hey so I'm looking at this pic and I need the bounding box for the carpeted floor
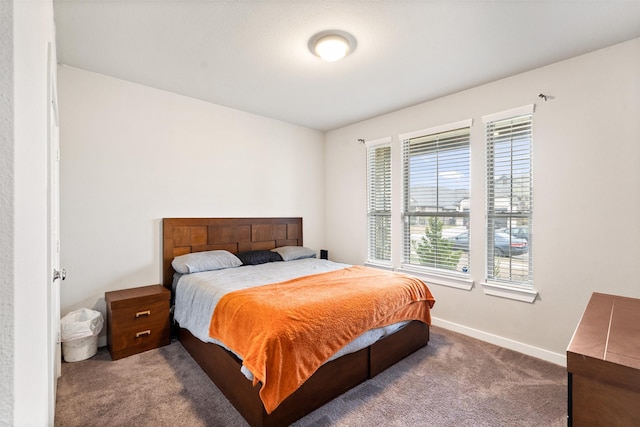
[55,326,567,426]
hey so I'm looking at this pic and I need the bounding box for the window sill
[481,281,538,303]
[397,266,473,291]
[364,262,394,272]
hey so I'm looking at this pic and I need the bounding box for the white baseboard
[431,317,567,367]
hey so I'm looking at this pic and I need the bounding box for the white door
[47,42,63,423]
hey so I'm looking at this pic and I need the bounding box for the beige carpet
[55,326,567,426]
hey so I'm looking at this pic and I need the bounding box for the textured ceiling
[53,1,640,131]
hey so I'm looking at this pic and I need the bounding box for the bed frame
[162,217,430,427]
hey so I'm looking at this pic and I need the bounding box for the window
[366,138,392,265]
[484,105,533,287]
[401,120,471,275]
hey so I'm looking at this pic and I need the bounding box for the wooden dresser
[567,292,640,426]
[105,284,171,360]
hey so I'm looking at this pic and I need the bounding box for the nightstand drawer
[105,284,171,360]
[109,318,170,356]
[110,300,169,330]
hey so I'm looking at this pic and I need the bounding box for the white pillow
[172,250,242,274]
[271,246,317,261]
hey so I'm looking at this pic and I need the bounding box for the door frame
[47,40,61,423]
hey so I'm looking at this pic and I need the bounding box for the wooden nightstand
[105,284,171,360]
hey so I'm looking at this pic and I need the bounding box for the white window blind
[484,106,533,286]
[367,140,392,264]
[402,123,471,274]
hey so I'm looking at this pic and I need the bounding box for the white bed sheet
[174,258,408,378]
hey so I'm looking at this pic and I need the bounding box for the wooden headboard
[162,217,303,289]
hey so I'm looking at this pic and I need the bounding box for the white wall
[3,0,57,425]
[0,0,13,422]
[325,38,640,363]
[57,66,325,340]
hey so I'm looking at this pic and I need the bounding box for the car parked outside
[447,231,528,256]
[498,226,529,242]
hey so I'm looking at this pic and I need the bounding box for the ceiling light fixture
[308,30,357,62]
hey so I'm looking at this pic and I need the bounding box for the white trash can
[60,308,104,362]
[62,334,99,362]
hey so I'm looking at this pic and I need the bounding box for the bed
[162,217,434,427]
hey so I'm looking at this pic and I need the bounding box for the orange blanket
[208,265,435,414]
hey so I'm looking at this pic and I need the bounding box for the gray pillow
[171,250,242,274]
[271,246,317,261]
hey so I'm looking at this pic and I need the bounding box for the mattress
[173,258,408,378]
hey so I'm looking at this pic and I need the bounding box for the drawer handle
[135,310,151,318]
[136,330,151,338]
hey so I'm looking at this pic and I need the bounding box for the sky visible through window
[409,145,470,204]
